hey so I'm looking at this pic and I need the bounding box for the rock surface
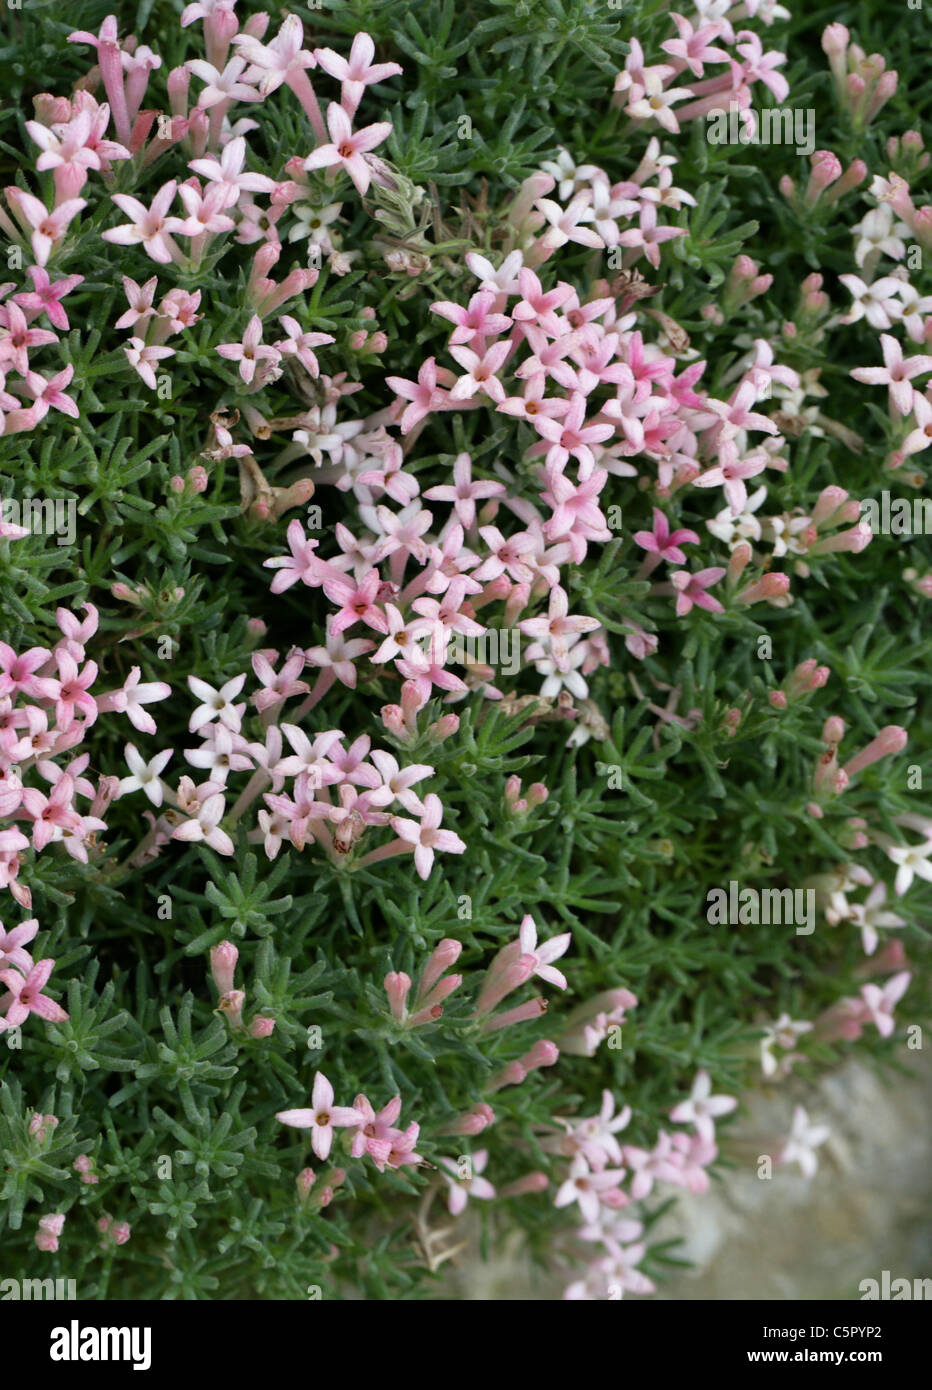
[447,1053,932,1300]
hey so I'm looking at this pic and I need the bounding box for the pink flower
[430,291,512,345]
[536,192,604,251]
[519,585,599,670]
[669,1069,737,1142]
[424,451,505,529]
[448,341,511,403]
[441,1149,495,1215]
[67,14,131,143]
[498,913,572,989]
[670,567,726,616]
[114,275,159,331]
[276,315,334,377]
[633,509,699,564]
[189,137,278,198]
[391,793,466,880]
[555,1154,626,1223]
[323,568,390,636]
[102,181,184,264]
[251,648,309,711]
[0,917,39,974]
[187,56,262,108]
[368,750,434,814]
[303,102,393,195]
[386,357,445,434]
[107,667,172,735]
[174,181,237,239]
[51,650,95,723]
[859,970,910,1038]
[0,645,59,700]
[0,301,58,375]
[232,14,317,97]
[5,189,87,267]
[16,365,79,421]
[216,314,281,385]
[0,959,69,1028]
[349,1093,403,1169]
[276,1071,360,1160]
[313,32,402,116]
[851,334,932,416]
[13,267,84,331]
[124,338,175,390]
[617,201,684,268]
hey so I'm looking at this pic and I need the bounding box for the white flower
[778,1105,830,1179]
[886,839,932,896]
[118,744,172,807]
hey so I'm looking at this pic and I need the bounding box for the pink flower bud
[731,254,759,283]
[401,679,426,723]
[527,782,548,808]
[828,159,868,201]
[769,690,788,709]
[384,971,411,1022]
[480,994,548,1034]
[29,1113,58,1143]
[842,726,907,778]
[809,522,872,555]
[866,71,897,123]
[519,1040,560,1071]
[822,716,845,745]
[821,23,850,56]
[380,704,406,738]
[218,989,245,1029]
[726,542,753,587]
[74,1154,99,1184]
[474,954,536,1016]
[807,151,842,201]
[487,1061,528,1092]
[249,1016,276,1039]
[437,1110,490,1137]
[504,582,530,626]
[417,939,462,1004]
[427,712,460,742]
[735,572,790,605]
[498,1171,549,1197]
[297,1168,317,1201]
[34,94,73,125]
[36,1213,65,1253]
[210,940,238,995]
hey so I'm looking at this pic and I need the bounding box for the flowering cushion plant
[0,0,929,1301]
